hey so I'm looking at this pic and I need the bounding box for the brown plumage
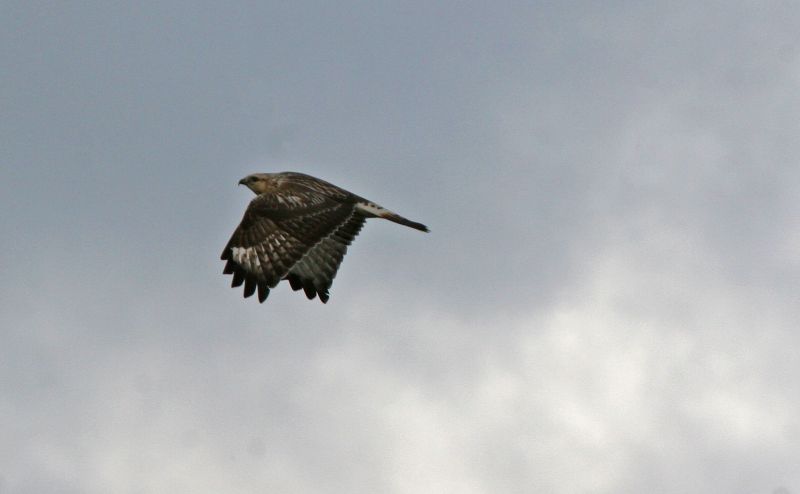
[221,172,428,303]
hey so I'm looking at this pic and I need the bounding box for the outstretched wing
[285,211,366,303]
[221,191,355,303]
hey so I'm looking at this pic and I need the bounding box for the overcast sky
[2,2,800,493]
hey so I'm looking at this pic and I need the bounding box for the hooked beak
[238,178,246,186]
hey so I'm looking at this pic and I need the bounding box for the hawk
[221,172,428,303]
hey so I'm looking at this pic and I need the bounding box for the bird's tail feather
[356,202,429,232]
[382,211,429,232]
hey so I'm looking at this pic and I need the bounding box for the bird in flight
[221,172,428,303]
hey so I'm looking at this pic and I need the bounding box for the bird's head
[238,173,273,194]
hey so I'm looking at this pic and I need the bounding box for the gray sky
[2,2,799,493]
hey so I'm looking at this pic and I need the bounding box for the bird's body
[221,172,427,303]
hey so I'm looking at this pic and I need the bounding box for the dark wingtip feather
[303,285,317,300]
[231,270,244,288]
[318,291,330,303]
[223,259,235,275]
[287,274,303,291]
[243,278,256,298]
[257,283,269,303]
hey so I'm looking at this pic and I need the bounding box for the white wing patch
[232,246,262,276]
